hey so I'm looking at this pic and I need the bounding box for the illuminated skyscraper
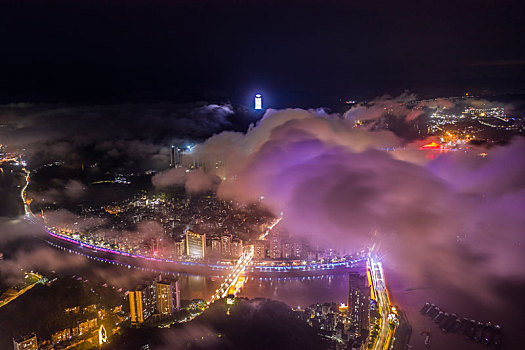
[221,234,231,257]
[211,237,221,257]
[175,279,181,311]
[269,234,281,259]
[174,240,185,257]
[129,283,156,325]
[292,242,303,259]
[156,280,173,315]
[254,94,262,110]
[347,273,370,340]
[254,240,267,260]
[170,145,175,167]
[282,240,293,259]
[156,278,180,315]
[170,146,182,168]
[175,147,182,167]
[186,230,206,259]
[13,333,38,350]
[231,238,243,258]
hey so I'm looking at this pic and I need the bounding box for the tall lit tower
[169,146,183,168]
[347,273,370,340]
[221,234,232,257]
[175,279,181,311]
[186,230,206,259]
[129,283,156,325]
[254,94,262,110]
[170,145,175,167]
[269,234,281,260]
[175,147,182,167]
[155,278,181,315]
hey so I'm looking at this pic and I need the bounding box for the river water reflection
[240,274,350,307]
[177,273,350,307]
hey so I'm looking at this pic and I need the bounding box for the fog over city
[2,97,524,298]
[158,103,525,305]
[1,94,524,348]
[1,0,524,348]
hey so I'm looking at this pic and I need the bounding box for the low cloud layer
[2,96,524,333]
[152,168,221,193]
[150,104,525,306]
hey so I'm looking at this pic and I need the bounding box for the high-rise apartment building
[282,241,293,259]
[221,235,231,257]
[174,279,181,311]
[254,240,267,260]
[269,234,281,260]
[156,278,181,315]
[211,237,221,257]
[174,240,185,257]
[347,273,370,341]
[292,242,303,259]
[231,239,243,258]
[186,230,206,259]
[129,283,156,325]
[169,146,182,168]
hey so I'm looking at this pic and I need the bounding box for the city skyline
[1,97,523,349]
[0,0,524,349]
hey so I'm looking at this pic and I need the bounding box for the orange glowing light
[420,141,445,150]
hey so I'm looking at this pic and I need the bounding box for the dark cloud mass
[0,102,255,171]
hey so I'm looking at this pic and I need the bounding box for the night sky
[1,0,524,106]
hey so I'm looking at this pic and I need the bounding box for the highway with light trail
[208,217,283,303]
[209,247,254,303]
[369,257,397,350]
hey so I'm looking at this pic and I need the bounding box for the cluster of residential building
[293,273,372,350]
[165,229,245,261]
[427,104,523,147]
[0,145,25,167]
[128,276,181,326]
[39,191,273,262]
